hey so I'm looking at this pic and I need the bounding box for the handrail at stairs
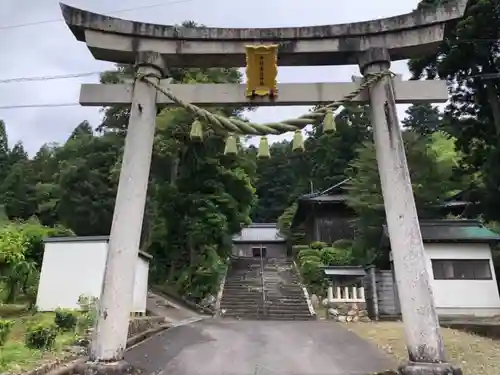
[259,249,267,317]
[214,257,230,317]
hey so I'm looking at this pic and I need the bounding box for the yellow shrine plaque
[245,44,278,98]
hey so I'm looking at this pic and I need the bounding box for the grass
[0,311,79,374]
[348,322,500,375]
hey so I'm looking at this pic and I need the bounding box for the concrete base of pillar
[74,360,144,375]
[399,362,463,375]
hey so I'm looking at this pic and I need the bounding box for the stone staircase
[220,257,315,320]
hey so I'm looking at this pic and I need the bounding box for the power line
[0,76,496,110]
[0,103,80,110]
[0,72,102,84]
[0,0,198,31]
[3,67,500,87]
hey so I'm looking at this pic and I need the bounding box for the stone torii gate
[60,2,467,374]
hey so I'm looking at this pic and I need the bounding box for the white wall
[36,240,108,311]
[36,239,149,313]
[132,257,149,313]
[425,243,500,317]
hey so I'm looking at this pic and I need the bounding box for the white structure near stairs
[328,286,366,303]
[36,236,151,313]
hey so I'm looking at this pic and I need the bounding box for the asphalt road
[125,318,396,375]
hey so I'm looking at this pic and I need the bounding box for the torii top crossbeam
[60,1,467,68]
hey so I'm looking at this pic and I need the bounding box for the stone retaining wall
[326,302,371,323]
[128,316,166,337]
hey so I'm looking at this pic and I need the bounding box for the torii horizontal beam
[60,1,467,67]
[80,78,448,107]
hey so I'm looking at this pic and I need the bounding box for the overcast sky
[0,0,423,155]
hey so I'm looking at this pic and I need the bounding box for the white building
[36,236,151,313]
[232,223,287,258]
[386,220,500,318]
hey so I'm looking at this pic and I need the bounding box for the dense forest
[1,0,500,303]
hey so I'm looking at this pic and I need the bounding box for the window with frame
[431,259,492,280]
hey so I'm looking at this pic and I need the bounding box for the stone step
[221,298,264,303]
[222,314,315,321]
[265,311,314,316]
[221,309,265,315]
[221,298,265,303]
[223,296,306,303]
[221,303,310,311]
[266,299,308,304]
[224,283,302,289]
[221,299,308,306]
[266,293,305,298]
[223,285,264,290]
[263,304,311,310]
[222,303,306,309]
[222,291,264,296]
[221,298,264,306]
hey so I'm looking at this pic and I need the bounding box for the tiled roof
[232,223,286,243]
[383,220,500,243]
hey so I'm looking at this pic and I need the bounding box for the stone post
[366,265,379,321]
[327,284,334,303]
[358,48,461,375]
[89,52,165,365]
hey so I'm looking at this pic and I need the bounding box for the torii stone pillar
[359,48,460,375]
[90,51,165,364]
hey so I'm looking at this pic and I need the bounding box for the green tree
[252,106,372,223]
[0,225,31,303]
[0,120,9,185]
[251,141,299,223]
[8,141,28,165]
[54,130,121,235]
[307,105,372,191]
[0,160,38,220]
[409,0,500,220]
[402,103,443,136]
[346,131,462,265]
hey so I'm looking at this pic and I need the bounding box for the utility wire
[0,0,198,30]
[2,72,500,110]
[0,72,102,84]
[3,68,500,86]
[0,103,80,110]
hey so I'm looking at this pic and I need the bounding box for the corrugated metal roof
[232,223,286,243]
[383,220,500,243]
[323,266,366,276]
[308,194,348,202]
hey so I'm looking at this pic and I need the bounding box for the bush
[309,241,328,250]
[297,248,321,262]
[25,322,58,350]
[54,309,78,331]
[292,245,309,258]
[77,295,98,333]
[332,239,354,250]
[0,319,14,346]
[320,247,353,266]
